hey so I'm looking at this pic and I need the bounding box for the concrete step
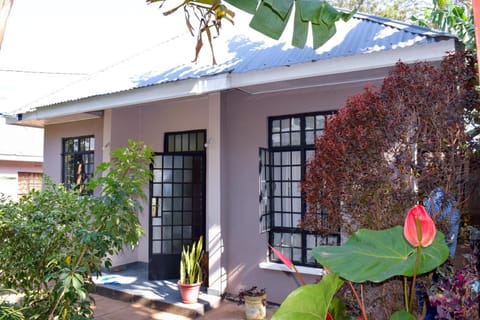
[93,262,221,318]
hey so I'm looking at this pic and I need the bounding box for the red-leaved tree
[302,51,479,236]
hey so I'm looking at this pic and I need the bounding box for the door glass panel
[152,241,161,254]
[162,198,172,211]
[153,184,162,197]
[152,227,161,240]
[174,156,183,168]
[173,198,182,211]
[150,131,206,280]
[150,153,205,255]
[163,184,172,196]
[183,198,192,210]
[164,156,173,168]
[184,157,193,169]
[163,170,172,182]
[163,241,172,254]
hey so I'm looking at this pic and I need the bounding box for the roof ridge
[351,10,455,38]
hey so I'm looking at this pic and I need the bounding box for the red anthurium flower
[269,245,294,270]
[403,204,436,247]
[326,312,334,320]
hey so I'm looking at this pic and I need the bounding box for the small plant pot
[178,281,202,304]
[244,294,267,320]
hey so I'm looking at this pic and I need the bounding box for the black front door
[148,131,206,280]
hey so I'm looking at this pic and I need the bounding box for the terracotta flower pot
[178,281,202,304]
[244,294,267,320]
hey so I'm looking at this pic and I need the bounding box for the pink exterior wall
[43,99,211,266]
[221,82,379,303]
[107,97,210,264]
[42,81,383,303]
[43,118,104,184]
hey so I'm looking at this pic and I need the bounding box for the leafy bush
[302,51,479,236]
[428,254,479,319]
[0,140,153,319]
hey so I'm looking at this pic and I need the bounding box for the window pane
[306,116,314,130]
[281,152,290,165]
[168,135,175,152]
[305,131,315,145]
[291,132,301,145]
[189,134,197,151]
[175,135,182,151]
[292,117,301,131]
[197,133,205,151]
[272,120,281,133]
[182,133,189,151]
[316,115,325,129]
[281,133,290,146]
[272,133,280,147]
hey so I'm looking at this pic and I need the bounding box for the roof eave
[10,38,456,128]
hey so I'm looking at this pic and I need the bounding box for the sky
[0,0,248,113]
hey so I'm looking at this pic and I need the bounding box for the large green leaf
[312,226,449,283]
[298,0,339,27]
[249,1,292,40]
[224,0,259,14]
[264,0,294,19]
[271,272,343,320]
[311,21,336,48]
[292,1,309,48]
[390,310,416,320]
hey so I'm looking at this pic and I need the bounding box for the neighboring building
[0,116,43,200]
[5,13,458,303]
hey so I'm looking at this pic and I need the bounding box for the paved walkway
[92,293,276,319]
[92,263,276,319]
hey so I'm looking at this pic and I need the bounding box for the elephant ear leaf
[313,226,449,283]
[271,272,343,320]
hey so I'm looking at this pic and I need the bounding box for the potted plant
[178,236,204,304]
[239,286,267,320]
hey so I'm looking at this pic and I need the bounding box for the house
[4,12,458,303]
[0,116,43,200]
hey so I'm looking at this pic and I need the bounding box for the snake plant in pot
[178,236,204,304]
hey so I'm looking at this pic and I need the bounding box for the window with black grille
[260,112,340,267]
[62,135,95,193]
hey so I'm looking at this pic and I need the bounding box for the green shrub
[0,140,153,320]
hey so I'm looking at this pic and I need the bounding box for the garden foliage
[0,140,153,319]
[302,51,479,236]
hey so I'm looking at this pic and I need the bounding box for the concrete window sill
[259,262,326,276]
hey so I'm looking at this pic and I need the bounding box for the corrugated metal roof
[20,12,455,112]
